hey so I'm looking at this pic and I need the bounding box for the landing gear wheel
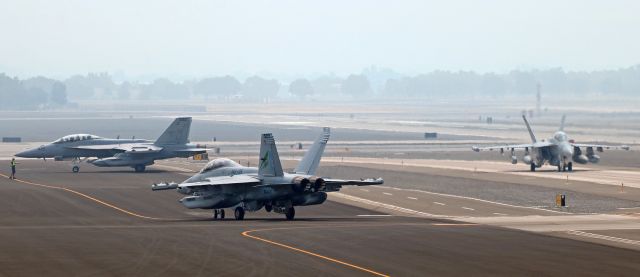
[234,207,245,220]
[530,163,536,172]
[134,164,146,173]
[72,166,80,173]
[285,207,295,220]
[265,204,272,213]
[213,209,219,219]
[557,165,562,172]
[220,209,225,219]
[568,162,573,172]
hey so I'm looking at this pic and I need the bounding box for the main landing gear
[285,207,295,220]
[557,162,573,172]
[213,209,225,219]
[134,164,146,173]
[234,207,245,220]
[530,163,536,172]
[213,204,297,221]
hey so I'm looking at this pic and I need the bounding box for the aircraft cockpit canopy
[553,132,568,142]
[53,134,102,144]
[199,158,241,173]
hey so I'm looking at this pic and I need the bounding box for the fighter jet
[152,128,384,220]
[15,117,207,173]
[472,115,630,172]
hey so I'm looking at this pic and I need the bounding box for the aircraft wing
[71,144,163,153]
[178,175,262,189]
[571,143,630,151]
[324,177,384,187]
[472,141,553,152]
[173,148,208,153]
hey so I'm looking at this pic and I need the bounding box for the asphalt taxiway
[1,160,640,276]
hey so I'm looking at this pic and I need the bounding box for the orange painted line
[2,173,163,220]
[242,229,390,277]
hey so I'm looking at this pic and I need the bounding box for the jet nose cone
[15,149,35,158]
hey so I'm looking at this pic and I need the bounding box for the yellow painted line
[242,229,390,277]
[2,173,164,220]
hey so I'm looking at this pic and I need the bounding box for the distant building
[424,132,438,139]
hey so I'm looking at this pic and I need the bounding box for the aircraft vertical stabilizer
[559,114,566,131]
[155,117,192,145]
[294,127,330,175]
[258,133,284,177]
[522,115,537,143]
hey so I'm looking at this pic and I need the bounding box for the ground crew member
[10,158,17,179]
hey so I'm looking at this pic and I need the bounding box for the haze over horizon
[1,0,639,81]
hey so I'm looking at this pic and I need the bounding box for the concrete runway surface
[1,160,640,276]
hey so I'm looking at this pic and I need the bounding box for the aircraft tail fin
[559,114,566,131]
[258,133,284,177]
[522,115,537,143]
[294,127,330,175]
[155,117,192,145]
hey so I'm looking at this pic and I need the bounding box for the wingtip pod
[359,177,384,185]
[151,182,179,191]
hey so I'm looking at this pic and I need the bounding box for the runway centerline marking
[461,207,475,211]
[407,197,418,200]
[493,213,508,216]
[360,189,369,192]
[382,192,393,196]
[433,202,446,206]
[3,174,167,220]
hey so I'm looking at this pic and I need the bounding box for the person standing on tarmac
[10,158,17,179]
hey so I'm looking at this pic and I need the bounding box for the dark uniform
[10,158,17,179]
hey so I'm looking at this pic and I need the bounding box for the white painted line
[360,189,369,192]
[493,213,508,216]
[461,207,475,211]
[357,214,392,217]
[433,202,446,206]
[383,192,393,196]
[567,230,640,246]
[332,193,451,218]
[382,187,570,214]
[392,187,402,191]
[407,197,418,200]
[617,207,640,210]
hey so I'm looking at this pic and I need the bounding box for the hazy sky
[1,0,639,79]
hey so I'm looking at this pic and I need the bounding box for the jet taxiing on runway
[152,128,384,220]
[472,115,630,172]
[15,117,207,173]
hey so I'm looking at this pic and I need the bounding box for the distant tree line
[0,74,68,110]
[380,66,640,98]
[1,65,639,109]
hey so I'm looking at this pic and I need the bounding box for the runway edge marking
[242,228,390,277]
[567,230,640,246]
[3,174,164,220]
[380,186,572,215]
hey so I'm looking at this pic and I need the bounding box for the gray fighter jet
[15,117,207,173]
[472,115,630,172]
[152,128,384,220]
